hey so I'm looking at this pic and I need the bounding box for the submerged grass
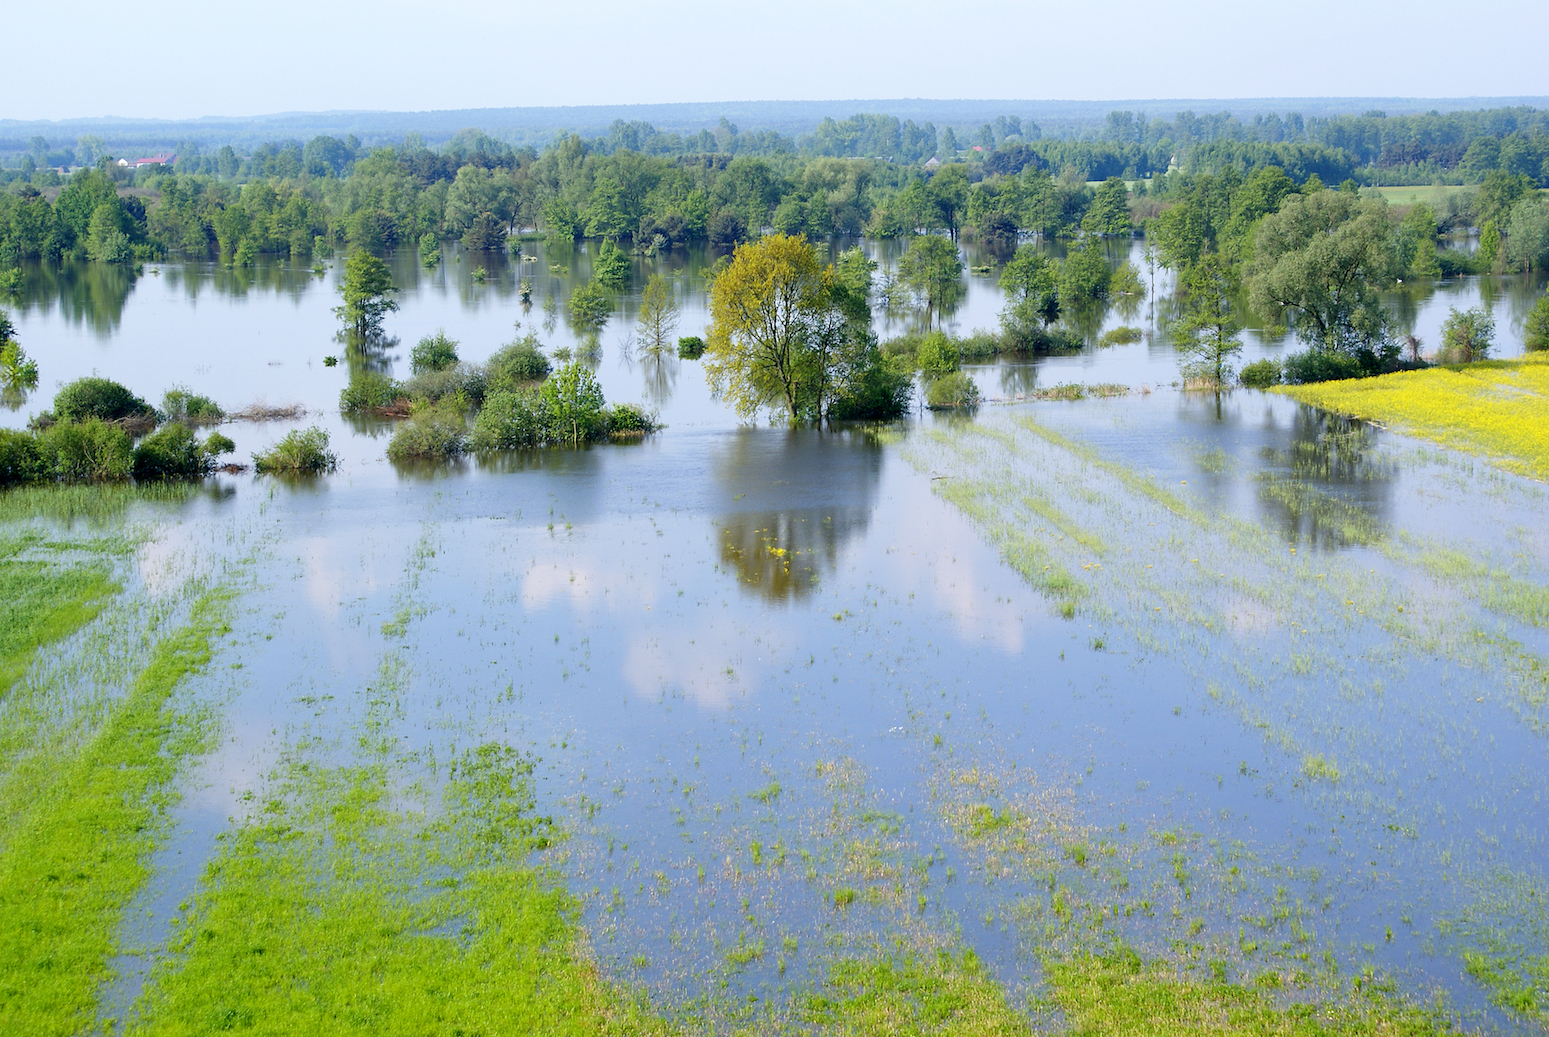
[0,534,120,695]
[1279,354,1549,481]
[0,582,232,1036]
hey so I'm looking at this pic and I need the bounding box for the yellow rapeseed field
[1278,353,1549,481]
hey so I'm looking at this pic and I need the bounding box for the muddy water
[5,244,1548,1028]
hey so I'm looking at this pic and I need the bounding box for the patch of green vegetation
[0,536,120,695]
[1301,754,1341,782]
[1461,942,1548,1021]
[0,481,198,524]
[0,583,232,1035]
[253,427,338,475]
[127,743,669,1037]
[799,951,1031,1036]
[1013,415,1203,523]
[749,781,782,804]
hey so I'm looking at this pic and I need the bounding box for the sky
[6,0,1546,122]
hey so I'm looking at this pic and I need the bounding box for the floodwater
[4,239,1548,1030]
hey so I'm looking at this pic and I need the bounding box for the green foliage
[132,423,213,480]
[39,419,134,479]
[829,354,914,420]
[386,404,467,463]
[339,371,406,414]
[1081,177,1132,235]
[410,330,459,373]
[916,332,960,375]
[417,231,441,267]
[52,377,151,424]
[1058,239,1111,305]
[252,427,337,474]
[468,388,549,451]
[635,273,679,356]
[1240,358,1284,388]
[0,429,46,484]
[402,364,486,408]
[486,334,552,390]
[159,386,223,425]
[1098,326,1143,347]
[1282,350,1367,384]
[592,240,631,288]
[203,432,235,456]
[677,336,706,359]
[897,234,964,328]
[541,362,607,445]
[1170,255,1244,387]
[568,279,612,332]
[926,370,981,409]
[334,250,398,337]
[1437,306,1494,364]
[606,403,658,436]
[1525,293,1549,352]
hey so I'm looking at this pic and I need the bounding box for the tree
[924,165,969,239]
[998,245,1060,346]
[897,235,963,329]
[705,233,838,421]
[1437,307,1494,363]
[1524,293,1549,352]
[568,279,612,332]
[1081,177,1132,236]
[335,250,397,337]
[540,362,606,444]
[1169,255,1243,388]
[636,273,680,357]
[1247,191,1396,360]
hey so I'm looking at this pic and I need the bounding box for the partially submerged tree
[897,234,963,330]
[1437,307,1494,364]
[1169,255,1243,388]
[335,251,397,338]
[636,273,680,357]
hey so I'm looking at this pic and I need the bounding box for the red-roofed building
[116,153,176,168]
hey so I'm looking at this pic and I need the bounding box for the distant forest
[1,105,1547,269]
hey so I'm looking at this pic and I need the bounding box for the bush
[39,419,133,479]
[204,432,236,456]
[1098,326,1143,347]
[486,335,552,391]
[1282,350,1366,385]
[403,363,486,408]
[925,371,981,409]
[0,428,45,485]
[132,422,212,480]
[253,427,338,474]
[916,332,960,375]
[1526,294,1549,352]
[410,331,460,373]
[1436,306,1494,364]
[607,403,658,436]
[677,336,706,359]
[1239,358,1283,388]
[468,388,548,451]
[386,406,467,463]
[53,377,152,423]
[593,241,631,288]
[339,371,406,414]
[830,357,914,421]
[161,386,224,425]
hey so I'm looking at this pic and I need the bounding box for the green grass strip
[0,549,120,697]
[799,951,1032,1035]
[0,584,232,1036]
[1012,415,1203,523]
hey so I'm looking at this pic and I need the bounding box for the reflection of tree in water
[1256,404,1396,550]
[997,362,1041,397]
[713,429,883,601]
[640,353,678,406]
[4,259,137,336]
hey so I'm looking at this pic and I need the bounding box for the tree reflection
[3,259,138,335]
[1254,404,1396,549]
[712,428,883,601]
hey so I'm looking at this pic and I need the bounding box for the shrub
[1526,294,1549,352]
[593,241,631,288]
[925,371,981,409]
[607,403,658,436]
[486,335,552,391]
[39,419,134,479]
[956,329,1000,361]
[253,427,338,474]
[339,371,406,414]
[386,406,467,463]
[568,279,612,331]
[830,357,914,421]
[403,363,486,408]
[132,422,212,480]
[916,332,960,375]
[468,388,548,451]
[161,386,224,424]
[204,432,236,456]
[410,331,459,373]
[1436,307,1494,364]
[53,377,152,423]
[677,336,706,360]
[0,428,45,485]
[1239,358,1283,388]
[1098,326,1143,347]
[1282,350,1365,385]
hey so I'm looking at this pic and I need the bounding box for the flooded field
[3,240,1548,1034]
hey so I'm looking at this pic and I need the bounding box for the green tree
[334,250,398,337]
[636,273,680,357]
[704,233,834,420]
[924,165,970,239]
[568,279,612,332]
[1058,239,1111,305]
[1437,307,1494,363]
[1081,177,1132,236]
[540,361,607,444]
[593,240,631,288]
[418,232,441,267]
[998,245,1060,346]
[1169,255,1243,388]
[1247,191,1396,359]
[897,235,963,329]
[1524,293,1549,352]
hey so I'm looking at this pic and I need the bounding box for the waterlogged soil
[3,244,1549,1033]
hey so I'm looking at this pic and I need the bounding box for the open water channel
[4,237,1548,1031]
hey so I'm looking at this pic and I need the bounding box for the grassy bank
[1278,354,1549,481]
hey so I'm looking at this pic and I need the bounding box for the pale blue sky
[6,0,1544,121]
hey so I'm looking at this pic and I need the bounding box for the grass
[0,582,232,1035]
[253,426,338,474]
[799,951,1031,1036]
[0,533,120,694]
[1279,354,1549,481]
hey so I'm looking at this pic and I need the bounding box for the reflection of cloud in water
[711,429,883,602]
